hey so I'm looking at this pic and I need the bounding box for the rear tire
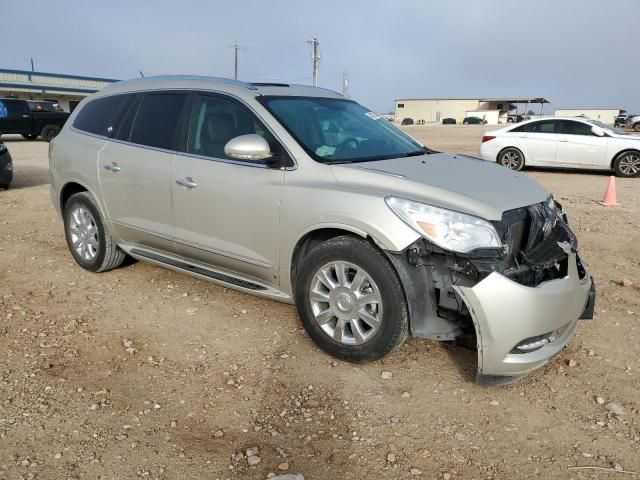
[613,151,640,178]
[22,134,38,140]
[498,147,525,171]
[63,192,126,272]
[40,125,61,142]
[294,235,409,363]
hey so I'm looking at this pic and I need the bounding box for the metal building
[0,68,117,112]
[394,97,549,125]
[554,108,621,125]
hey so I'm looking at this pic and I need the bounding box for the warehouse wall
[395,99,480,123]
[554,109,619,125]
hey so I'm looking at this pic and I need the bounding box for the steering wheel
[333,137,360,156]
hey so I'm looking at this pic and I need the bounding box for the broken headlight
[385,196,502,253]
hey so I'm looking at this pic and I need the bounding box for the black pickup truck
[0,98,69,141]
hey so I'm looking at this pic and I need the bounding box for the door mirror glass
[591,125,605,137]
[224,134,273,161]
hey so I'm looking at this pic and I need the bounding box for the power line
[307,37,320,86]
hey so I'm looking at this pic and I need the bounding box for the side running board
[130,248,267,291]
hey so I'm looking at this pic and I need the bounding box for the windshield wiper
[403,150,426,157]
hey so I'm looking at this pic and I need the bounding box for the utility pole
[342,71,349,97]
[307,37,320,86]
[229,42,244,80]
[30,58,35,72]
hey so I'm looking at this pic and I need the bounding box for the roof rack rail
[250,82,290,87]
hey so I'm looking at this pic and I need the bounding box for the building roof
[0,68,117,83]
[0,68,118,97]
[554,107,621,111]
[396,97,549,104]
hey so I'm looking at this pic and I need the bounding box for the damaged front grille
[521,202,577,271]
[495,199,578,286]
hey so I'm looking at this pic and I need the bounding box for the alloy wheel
[618,153,640,176]
[309,261,382,345]
[68,206,99,261]
[501,150,521,169]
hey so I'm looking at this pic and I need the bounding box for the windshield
[259,96,428,163]
[591,120,626,135]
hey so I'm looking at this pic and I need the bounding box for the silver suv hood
[331,153,549,221]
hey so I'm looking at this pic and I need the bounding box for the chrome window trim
[70,87,298,170]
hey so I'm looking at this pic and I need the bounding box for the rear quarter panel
[50,128,108,221]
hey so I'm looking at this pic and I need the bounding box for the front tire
[634,123,640,132]
[63,192,126,272]
[40,125,61,142]
[498,147,525,171]
[613,151,640,178]
[295,235,409,363]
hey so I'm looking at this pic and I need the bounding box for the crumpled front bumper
[454,253,593,385]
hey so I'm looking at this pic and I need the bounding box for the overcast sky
[1,0,638,113]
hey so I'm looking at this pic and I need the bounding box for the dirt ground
[1,125,639,480]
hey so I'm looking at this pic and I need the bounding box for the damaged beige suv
[49,76,595,385]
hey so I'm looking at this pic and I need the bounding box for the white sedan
[480,117,640,177]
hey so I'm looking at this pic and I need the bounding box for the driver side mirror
[224,134,273,161]
[591,125,605,137]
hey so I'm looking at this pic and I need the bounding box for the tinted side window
[187,95,277,161]
[558,120,593,136]
[130,93,188,150]
[2,99,28,116]
[73,94,131,136]
[113,94,142,141]
[522,120,556,133]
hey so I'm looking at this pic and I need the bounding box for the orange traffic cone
[598,176,621,206]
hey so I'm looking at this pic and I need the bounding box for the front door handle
[176,177,197,189]
[558,139,569,142]
[22,114,30,118]
[103,162,121,172]
[517,135,529,139]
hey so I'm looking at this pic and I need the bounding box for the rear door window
[1,99,29,117]
[130,93,188,150]
[73,94,132,136]
[113,94,142,141]
[512,120,557,134]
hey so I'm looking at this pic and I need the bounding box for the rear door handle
[103,162,121,172]
[176,177,197,189]
[558,139,569,142]
[22,114,30,118]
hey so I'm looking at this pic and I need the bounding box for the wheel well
[290,228,369,297]
[60,182,87,211]
[496,146,525,164]
[610,149,640,169]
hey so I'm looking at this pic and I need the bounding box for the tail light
[482,135,496,143]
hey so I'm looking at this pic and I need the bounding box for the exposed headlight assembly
[385,196,502,253]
